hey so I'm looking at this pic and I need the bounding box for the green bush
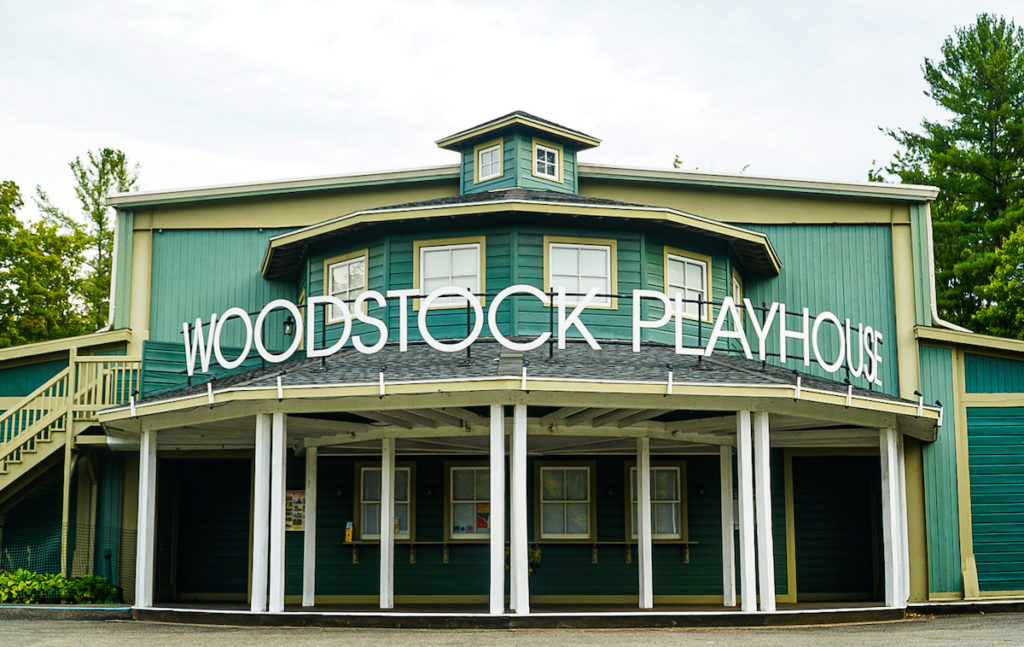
[0,569,117,604]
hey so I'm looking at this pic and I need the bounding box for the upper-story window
[533,139,562,182]
[546,237,616,307]
[415,237,484,308]
[665,248,711,321]
[475,139,503,183]
[325,250,367,323]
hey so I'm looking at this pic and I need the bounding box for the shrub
[0,569,117,604]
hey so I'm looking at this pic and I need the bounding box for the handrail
[0,368,71,444]
[0,407,66,467]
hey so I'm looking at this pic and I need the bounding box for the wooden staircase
[0,357,140,501]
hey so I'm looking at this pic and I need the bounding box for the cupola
[436,111,600,195]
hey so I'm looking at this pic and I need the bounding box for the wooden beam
[562,408,617,427]
[617,410,669,428]
[539,407,588,426]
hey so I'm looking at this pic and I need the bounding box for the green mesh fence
[0,523,136,601]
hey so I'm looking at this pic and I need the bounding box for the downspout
[923,202,971,333]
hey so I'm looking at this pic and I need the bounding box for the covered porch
[97,344,939,616]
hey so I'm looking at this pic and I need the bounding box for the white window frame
[448,465,491,541]
[534,143,560,181]
[359,466,412,541]
[666,252,710,322]
[417,240,482,308]
[476,142,502,183]
[547,241,613,307]
[325,252,367,323]
[538,465,593,540]
[629,465,684,540]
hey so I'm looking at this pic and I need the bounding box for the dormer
[436,111,600,195]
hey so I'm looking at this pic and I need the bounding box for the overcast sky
[1,1,1019,220]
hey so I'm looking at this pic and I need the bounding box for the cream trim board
[473,138,503,184]
[0,329,131,365]
[532,138,564,183]
[543,235,618,309]
[412,235,487,310]
[436,114,601,150]
[962,394,1024,406]
[916,326,1024,356]
[664,246,714,322]
[952,348,980,598]
[323,249,369,322]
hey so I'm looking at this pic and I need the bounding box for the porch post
[134,428,157,608]
[720,446,736,607]
[736,410,757,612]
[379,437,395,609]
[268,412,287,613]
[510,403,530,614]
[880,427,906,607]
[897,433,910,605]
[508,415,517,613]
[637,437,654,609]
[489,404,506,615]
[251,414,272,612]
[302,446,318,607]
[753,411,775,612]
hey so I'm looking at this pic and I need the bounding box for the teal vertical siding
[918,345,962,594]
[148,229,294,347]
[964,354,1024,393]
[967,407,1024,592]
[741,225,899,395]
[93,452,123,584]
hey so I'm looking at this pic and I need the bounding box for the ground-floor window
[447,465,490,540]
[358,465,412,540]
[628,464,685,540]
[537,464,594,539]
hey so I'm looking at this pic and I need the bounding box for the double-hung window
[418,240,482,307]
[325,252,367,323]
[548,240,614,307]
[538,466,592,539]
[449,466,490,539]
[629,465,683,540]
[359,466,411,540]
[666,252,709,320]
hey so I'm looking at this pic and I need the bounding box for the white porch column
[897,433,910,605]
[736,410,757,612]
[302,446,318,607]
[637,437,654,609]
[379,437,396,609]
[753,411,775,612]
[251,414,272,612]
[880,427,907,608]
[508,414,518,613]
[268,412,287,613]
[134,428,157,608]
[720,446,736,607]
[489,404,506,615]
[510,403,530,614]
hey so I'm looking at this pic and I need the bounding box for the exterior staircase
[0,356,140,503]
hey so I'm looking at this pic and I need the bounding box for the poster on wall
[285,489,306,531]
[476,502,489,531]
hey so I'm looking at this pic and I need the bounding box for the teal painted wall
[964,354,1024,393]
[112,209,134,330]
[967,407,1024,592]
[460,138,518,194]
[918,344,961,594]
[741,224,899,395]
[140,340,266,397]
[148,228,294,347]
[0,358,67,398]
[514,133,577,194]
[792,456,882,598]
[93,452,124,585]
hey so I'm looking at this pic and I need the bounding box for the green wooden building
[1,112,1022,615]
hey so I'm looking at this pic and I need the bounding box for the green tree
[0,181,91,347]
[36,148,139,330]
[871,13,1024,332]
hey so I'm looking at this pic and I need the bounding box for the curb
[0,605,133,621]
[132,606,907,629]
